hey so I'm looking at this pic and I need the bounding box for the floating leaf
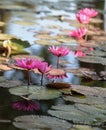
[81,70,101,80]
[70,125,103,130]
[65,68,93,77]
[0,21,5,27]
[86,50,106,57]
[71,84,106,97]
[0,80,22,88]
[0,57,9,64]
[13,21,36,26]
[0,33,15,41]
[77,56,106,65]
[9,86,61,100]
[28,87,61,100]
[48,104,106,126]
[63,95,106,105]
[0,5,27,10]
[9,85,31,96]
[0,76,7,82]
[11,54,43,61]
[91,18,103,24]
[13,115,72,130]
[0,64,12,71]
[48,105,95,125]
[46,82,71,89]
[35,40,61,46]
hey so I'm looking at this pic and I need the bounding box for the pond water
[0,0,106,130]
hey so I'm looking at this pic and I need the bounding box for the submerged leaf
[13,115,72,130]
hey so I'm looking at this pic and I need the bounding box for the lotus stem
[41,73,44,86]
[85,23,89,41]
[27,70,30,88]
[57,56,60,68]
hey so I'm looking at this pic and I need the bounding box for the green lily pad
[13,21,36,26]
[0,33,16,41]
[87,50,106,56]
[13,115,72,130]
[70,125,103,130]
[28,87,61,100]
[65,68,93,77]
[0,76,7,82]
[9,85,31,96]
[63,95,106,105]
[0,80,22,88]
[35,40,61,46]
[0,4,27,10]
[77,56,106,65]
[71,84,106,97]
[48,104,106,126]
[9,86,61,100]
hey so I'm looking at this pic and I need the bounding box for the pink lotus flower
[78,8,98,18]
[36,61,52,86]
[69,27,87,40]
[37,61,52,74]
[48,46,70,68]
[15,58,39,70]
[74,50,86,57]
[12,99,40,112]
[76,13,91,24]
[15,58,40,86]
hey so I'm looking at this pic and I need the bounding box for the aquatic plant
[48,46,70,68]
[78,8,98,18]
[36,61,52,86]
[69,27,87,41]
[15,58,40,86]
